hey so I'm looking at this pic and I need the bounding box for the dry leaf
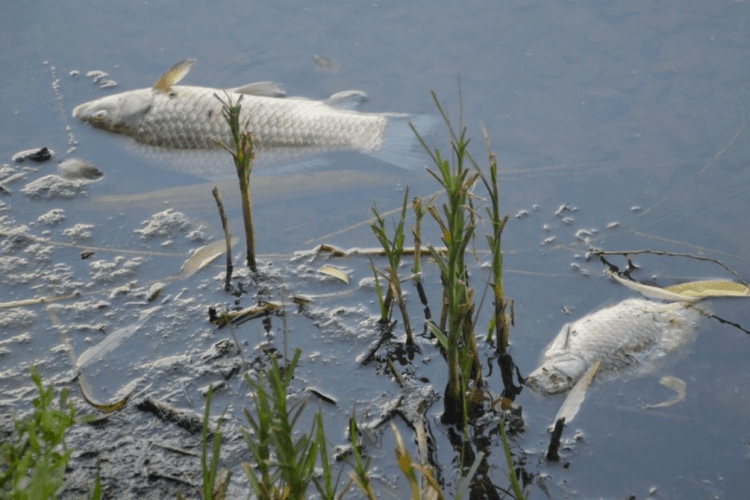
[318,265,349,284]
[664,280,750,298]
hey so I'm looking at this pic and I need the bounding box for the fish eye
[93,110,108,121]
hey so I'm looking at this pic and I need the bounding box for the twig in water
[591,248,748,286]
[212,186,233,291]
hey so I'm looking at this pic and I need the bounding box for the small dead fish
[526,298,704,395]
[72,59,433,170]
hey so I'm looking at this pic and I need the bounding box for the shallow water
[3,0,750,498]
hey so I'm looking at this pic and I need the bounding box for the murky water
[2,0,750,498]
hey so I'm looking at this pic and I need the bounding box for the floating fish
[526,298,704,395]
[72,59,433,171]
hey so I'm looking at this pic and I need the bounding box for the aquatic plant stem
[415,91,482,427]
[477,128,510,353]
[211,186,234,291]
[371,188,415,345]
[500,417,527,500]
[213,93,257,271]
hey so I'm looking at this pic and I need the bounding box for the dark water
[2,0,750,498]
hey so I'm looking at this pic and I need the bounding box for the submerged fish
[72,59,431,171]
[526,298,704,395]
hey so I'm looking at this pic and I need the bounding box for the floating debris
[179,237,238,279]
[209,302,282,327]
[570,263,589,276]
[86,70,109,83]
[98,79,118,89]
[555,204,572,216]
[21,175,88,199]
[0,307,37,329]
[37,209,66,225]
[12,147,53,163]
[606,221,620,229]
[70,70,80,77]
[134,209,191,239]
[147,282,166,302]
[62,223,94,240]
[58,158,103,180]
[664,279,750,299]
[75,306,160,371]
[136,396,203,434]
[608,272,750,302]
[645,376,687,409]
[318,264,349,284]
[515,209,529,219]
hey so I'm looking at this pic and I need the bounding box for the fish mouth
[72,103,90,121]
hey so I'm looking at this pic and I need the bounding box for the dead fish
[72,59,433,170]
[526,298,704,395]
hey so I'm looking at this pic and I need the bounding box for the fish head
[72,89,153,136]
[526,354,588,395]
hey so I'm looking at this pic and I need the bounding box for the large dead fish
[72,59,432,171]
[526,298,705,395]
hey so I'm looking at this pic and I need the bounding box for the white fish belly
[136,86,389,151]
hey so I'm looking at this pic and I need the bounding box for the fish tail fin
[370,114,439,170]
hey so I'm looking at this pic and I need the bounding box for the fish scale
[71,59,427,171]
[130,86,388,151]
[526,298,704,395]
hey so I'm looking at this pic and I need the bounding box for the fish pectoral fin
[550,358,602,429]
[154,59,196,93]
[230,81,286,97]
[325,90,368,110]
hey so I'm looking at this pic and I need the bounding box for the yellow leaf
[607,271,699,302]
[664,280,750,298]
[318,265,349,284]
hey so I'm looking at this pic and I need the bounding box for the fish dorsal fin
[325,90,367,110]
[229,81,286,97]
[154,59,196,93]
